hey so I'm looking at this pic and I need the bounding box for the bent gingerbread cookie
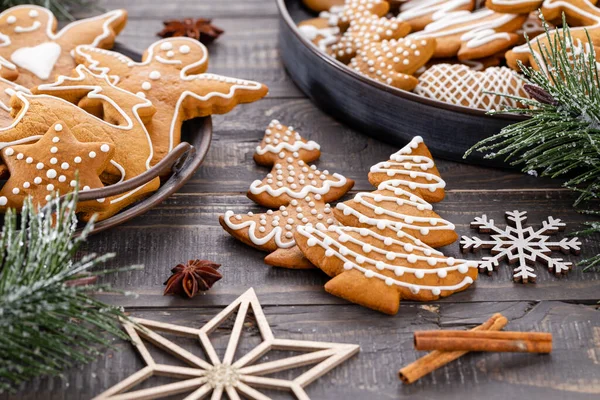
[220,120,354,269]
[75,37,269,165]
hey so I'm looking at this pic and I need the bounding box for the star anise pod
[164,259,222,298]
[157,18,224,45]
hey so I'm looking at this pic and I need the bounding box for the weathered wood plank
[4,301,599,400]
[86,190,599,308]
[180,98,566,193]
[82,0,279,19]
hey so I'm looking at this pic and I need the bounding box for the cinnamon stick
[414,330,552,353]
[398,313,508,384]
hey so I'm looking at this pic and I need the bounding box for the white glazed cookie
[220,120,355,269]
[294,137,478,315]
[399,0,476,31]
[414,63,527,110]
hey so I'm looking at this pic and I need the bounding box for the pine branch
[465,16,600,269]
[0,193,141,393]
[0,0,101,21]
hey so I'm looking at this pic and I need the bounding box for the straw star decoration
[94,288,359,400]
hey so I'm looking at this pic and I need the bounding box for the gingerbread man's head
[144,38,209,76]
[0,6,55,41]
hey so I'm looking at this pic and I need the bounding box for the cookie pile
[299,0,600,110]
[221,122,478,314]
[0,5,268,221]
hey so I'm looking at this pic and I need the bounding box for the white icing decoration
[74,37,265,155]
[149,70,161,80]
[141,81,151,90]
[100,144,110,153]
[0,196,6,205]
[160,42,173,51]
[6,16,16,24]
[179,45,190,54]
[10,42,61,80]
[54,123,62,131]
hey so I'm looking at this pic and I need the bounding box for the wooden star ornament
[94,288,359,400]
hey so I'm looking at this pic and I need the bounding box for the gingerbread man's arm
[55,9,128,51]
[177,73,268,120]
[74,45,135,83]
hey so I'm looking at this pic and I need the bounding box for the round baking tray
[1,43,212,235]
[277,0,525,166]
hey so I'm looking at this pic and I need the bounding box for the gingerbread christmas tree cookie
[0,121,113,212]
[75,37,269,165]
[0,5,127,87]
[294,137,478,314]
[220,120,354,269]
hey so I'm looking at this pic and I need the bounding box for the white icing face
[150,39,207,69]
[2,7,45,34]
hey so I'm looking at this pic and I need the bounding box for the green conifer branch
[0,194,140,392]
[466,17,600,271]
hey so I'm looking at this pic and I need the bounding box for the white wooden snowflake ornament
[94,288,359,400]
[460,210,582,283]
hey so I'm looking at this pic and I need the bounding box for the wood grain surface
[5,0,600,399]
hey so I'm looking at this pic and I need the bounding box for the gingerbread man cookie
[330,0,391,31]
[220,120,355,269]
[0,121,113,213]
[75,37,269,165]
[0,5,127,87]
[334,137,457,248]
[349,37,436,89]
[414,64,527,110]
[409,8,527,60]
[294,137,478,315]
[399,0,476,32]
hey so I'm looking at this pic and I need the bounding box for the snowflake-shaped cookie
[460,210,582,283]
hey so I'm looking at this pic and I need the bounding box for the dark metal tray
[277,0,524,166]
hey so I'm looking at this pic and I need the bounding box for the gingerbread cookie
[485,0,543,14]
[506,1,600,70]
[399,0,476,31]
[0,67,159,220]
[414,64,527,110]
[294,137,478,314]
[0,121,113,213]
[349,37,435,89]
[298,18,341,52]
[331,0,391,31]
[220,120,355,269]
[0,5,127,88]
[541,0,600,26]
[303,0,345,12]
[409,8,527,60]
[75,37,269,165]
[334,137,457,248]
[328,14,412,63]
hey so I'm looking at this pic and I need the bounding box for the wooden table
[7,1,600,399]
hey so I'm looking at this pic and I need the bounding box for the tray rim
[277,0,527,120]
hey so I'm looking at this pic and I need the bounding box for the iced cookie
[414,64,528,110]
[409,8,527,60]
[0,5,127,87]
[220,120,355,269]
[0,121,113,213]
[399,0,476,31]
[349,37,435,89]
[75,38,269,165]
[294,137,478,314]
[486,0,543,14]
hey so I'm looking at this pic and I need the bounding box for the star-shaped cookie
[0,121,113,212]
[0,5,127,87]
